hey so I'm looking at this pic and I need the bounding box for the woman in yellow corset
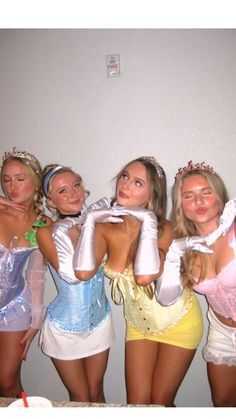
[72,156,203,406]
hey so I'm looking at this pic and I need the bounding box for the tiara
[2,147,37,164]
[175,160,215,180]
[140,156,165,178]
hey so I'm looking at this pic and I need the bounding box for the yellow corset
[103,262,193,335]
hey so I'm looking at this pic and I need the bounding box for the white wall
[0,29,236,407]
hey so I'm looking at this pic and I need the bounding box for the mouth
[195,207,207,215]
[118,191,129,199]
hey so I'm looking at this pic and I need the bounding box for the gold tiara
[175,160,215,180]
[140,156,165,178]
[2,147,37,164]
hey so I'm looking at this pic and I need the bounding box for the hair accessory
[140,156,164,178]
[175,160,215,180]
[2,147,37,164]
[43,165,63,197]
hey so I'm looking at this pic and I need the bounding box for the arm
[20,248,47,360]
[37,221,81,284]
[155,236,213,306]
[113,207,161,285]
[73,207,127,280]
[206,198,236,245]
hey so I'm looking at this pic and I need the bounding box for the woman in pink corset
[170,161,236,407]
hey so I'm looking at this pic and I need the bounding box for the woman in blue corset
[37,164,114,402]
[0,148,49,397]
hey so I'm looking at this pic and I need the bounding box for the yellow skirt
[126,293,203,350]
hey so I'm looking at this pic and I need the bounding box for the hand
[0,196,26,212]
[156,236,212,306]
[78,197,112,224]
[73,206,128,271]
[84,206,130,225]
[206,199,236,246]
[169,236,213,258]
[117,206,155,224]
[19,328,39,361]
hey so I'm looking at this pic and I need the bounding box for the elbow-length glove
[206,198,236,246]
[26,249,47,329]
[56,197,112,282]
[79,197,112,224]
[73,207,128,271]
[155,236,213,306]
[118,207,159,275]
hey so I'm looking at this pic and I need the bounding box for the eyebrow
[182,186,212,194]
[3,172,27,177]
[123,170,146,183]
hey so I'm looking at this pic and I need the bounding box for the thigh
[125,339,158,404]
[207,362,236,407]
[152,343,196,406]
[84,349,110,386]
[51,357,90,402]
[0,331,25,378]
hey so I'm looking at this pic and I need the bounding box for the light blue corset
[47,265,110,333]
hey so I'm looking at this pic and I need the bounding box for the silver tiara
[140,156,165,178]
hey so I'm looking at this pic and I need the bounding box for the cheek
[181,200,194,214]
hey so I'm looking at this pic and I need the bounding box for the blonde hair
[42,164,89,215]
[1,151,46,222]
[172,167,229,286]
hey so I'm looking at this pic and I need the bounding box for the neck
[195,219,219,237]
[58,211,81,219]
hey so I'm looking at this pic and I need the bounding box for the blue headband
[43,165,63,197]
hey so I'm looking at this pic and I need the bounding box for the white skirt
[203,308,236,366]
[40,314,114,360]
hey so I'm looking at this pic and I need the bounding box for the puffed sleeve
[25,249,47,329]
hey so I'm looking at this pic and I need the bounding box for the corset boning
[0,247,34,309]
[47,265,111,332]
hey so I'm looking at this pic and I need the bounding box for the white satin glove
[73,206,127,271]
[119,206,159,275]
[78,197,112,224]
[206,199,236,246]
[156,236,213,306]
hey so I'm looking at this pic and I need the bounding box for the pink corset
[193,222,236,321]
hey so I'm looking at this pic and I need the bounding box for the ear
[46,197,57,210]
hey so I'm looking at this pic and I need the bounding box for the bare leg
[0,331,26,397]
[152,343,196,406]
[84,349,110,402]
[207,362,236,407]
[51,357,90,401]
[125,339,158,404]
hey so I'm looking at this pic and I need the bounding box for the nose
[194,193,204,205]
[122,179,131,190]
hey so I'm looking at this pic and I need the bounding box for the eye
[183,193,193,199]
[121,172,128,180]
[135,180,143,187]
[58,188,67,194]
[74,181,81,188]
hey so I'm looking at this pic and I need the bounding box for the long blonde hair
[1,149,46,222]
[172,167,229,286]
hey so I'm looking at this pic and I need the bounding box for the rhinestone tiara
[2,147,37,164]
[175,160,215,180]
[140,156,165,178]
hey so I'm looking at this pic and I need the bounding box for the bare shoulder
[161,219,173,239]
[36,223,53,239]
